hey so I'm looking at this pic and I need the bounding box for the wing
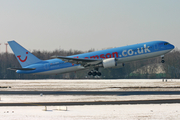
[51,56,102,67]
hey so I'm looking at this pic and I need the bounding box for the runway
[0,80,179,119]
[0,99,180,106]
[0,91,180,95]
[1,80,180,106]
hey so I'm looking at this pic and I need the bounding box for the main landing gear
[161,55,165,63]
[88,68,101,76]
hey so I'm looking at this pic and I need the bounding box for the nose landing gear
[161,55,165,63]
[161,60,165,63]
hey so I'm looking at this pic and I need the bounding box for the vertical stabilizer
[8,40,42,67]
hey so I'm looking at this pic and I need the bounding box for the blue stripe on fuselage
[69,41,174,59]
[16,41,174,74]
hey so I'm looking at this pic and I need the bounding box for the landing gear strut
[88,68,101,76]
[161,55,165,63]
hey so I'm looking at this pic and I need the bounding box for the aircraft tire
[88,72,92,76]
[97,72,101,76]
[92,72,97,76]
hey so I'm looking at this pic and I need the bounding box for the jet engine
[102,58,117,68]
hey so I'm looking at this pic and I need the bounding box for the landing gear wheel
[92,72,97,76]
[88,71,92,76]
[161,60,165,63]
[88,70,101,76]
[97,72,101,76]
[161,55,165,63]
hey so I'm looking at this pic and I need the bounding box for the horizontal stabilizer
[8,68,36,71]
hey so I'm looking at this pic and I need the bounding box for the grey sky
[0,0,180,53]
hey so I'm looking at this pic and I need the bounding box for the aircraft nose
[171,44,175,49]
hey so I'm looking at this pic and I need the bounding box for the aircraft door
[44,63,50,70]
[154,44,158,50]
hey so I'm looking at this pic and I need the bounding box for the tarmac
[0,99,180,106]
[0,80,180,106]
[0,91,179,95]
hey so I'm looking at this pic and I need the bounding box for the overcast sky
[0,0,180,53]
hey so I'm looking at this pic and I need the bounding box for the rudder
[8,40,42,67]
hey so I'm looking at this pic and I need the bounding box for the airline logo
[17,52,28,62]
[120,44,151,57]
[84,44,151,59]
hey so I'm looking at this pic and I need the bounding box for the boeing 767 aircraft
[8,40,174,76]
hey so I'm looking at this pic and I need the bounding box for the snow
[0,104,180,120]
[0,79,180,91]
[0,95,180,103]
[0,79,180,120]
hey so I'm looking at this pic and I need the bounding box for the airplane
[8,40,174,76]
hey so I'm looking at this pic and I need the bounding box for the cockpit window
[164,42,170,45]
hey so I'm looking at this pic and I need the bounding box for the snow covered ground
[0,79,180,120]
[0,104,180,120]
[0,79,180,91]
[0,95,180,103]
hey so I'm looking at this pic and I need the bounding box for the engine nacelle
[102,58,117,68]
